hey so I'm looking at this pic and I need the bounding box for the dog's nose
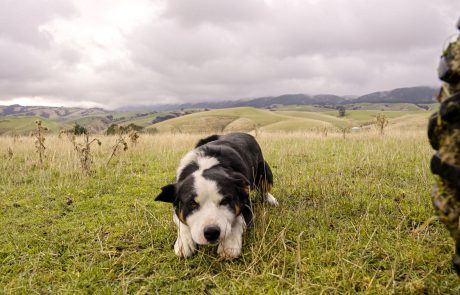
[203,225,221,243]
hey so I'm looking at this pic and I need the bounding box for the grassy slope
[0,110,201,135]
[272,111,350,128]
[0,132,458,294]
[148,107,432,133]
[343,103,424,111]
[325,110,420,122]
[116,112,170,127]
[148,107,287,133]
[1,105,433,135]
[0,116,68,135]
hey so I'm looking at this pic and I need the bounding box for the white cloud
[0,0,459,108]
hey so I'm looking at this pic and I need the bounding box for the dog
[155,132,278,259]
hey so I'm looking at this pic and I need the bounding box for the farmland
[1,126,458,294]
[0,103,434,136]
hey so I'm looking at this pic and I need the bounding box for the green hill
[0,116,69,135]
[147,107,286,133]
[0,104,434,135]
[147,106,432,133]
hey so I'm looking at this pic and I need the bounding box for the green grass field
[147,107,432,134]
[0,116,70,135]
[1,130,458,294]
[0,104,433,136]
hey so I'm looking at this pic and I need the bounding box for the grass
[0,116,68,135]
[0,130,458,294]
[323,110,424,122]
[271,111,349,128]
[147,107,286,133]
[1,105,433,135]
[148,107,433,134]
[0,112,170,135]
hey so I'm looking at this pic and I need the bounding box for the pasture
[0,105,433,136]
[1,129,459,294]
[147,106,432,133]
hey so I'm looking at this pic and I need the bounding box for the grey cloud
[0,0,459,108]
[0,0,76,47]
[163,0,269,26]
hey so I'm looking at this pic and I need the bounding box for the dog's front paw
[174,237,196,258]
[265,193,279,206]
[217,237,242,260]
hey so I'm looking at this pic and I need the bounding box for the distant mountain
[231,94,345,108]
[0,104,108,119]
[352,86,437,104]
[117,86,437,111]
[118,94,347,111]
[0,86,439,135]
[1,86,438,117]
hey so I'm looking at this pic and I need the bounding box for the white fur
[176,150,219,181]
[218,215,246,259]
[173,213,196,258]
[196,156,219,171]
[174,151,245,258]
[264,192,279,206]
[187,201,234,245]
[181,154,237,246]
[194,169,222,204]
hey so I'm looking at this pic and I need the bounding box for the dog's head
[155,167,249,245]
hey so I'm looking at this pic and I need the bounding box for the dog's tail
[195,134,220,148]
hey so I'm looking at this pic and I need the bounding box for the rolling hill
[0,86,438,135]
[0,116,70,135]
[145,106,432,133]
[0,104,433,135]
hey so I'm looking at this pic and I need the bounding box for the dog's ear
[229,172,250,194]
[155,184,176,203]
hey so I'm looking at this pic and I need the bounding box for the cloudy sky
[0,0,458,109]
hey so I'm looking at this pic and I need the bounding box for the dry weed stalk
[321,126,329,137]
[254,126,261,138]
[128,130,140,146]
[32,120,47,165]
[375,113,389,135]
[107,133,128,165]
[7,147,13,160]
[338,126,351,139]
[60,129,101,174]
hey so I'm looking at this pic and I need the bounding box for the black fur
[155,184,176,203]
[195,134,220,148]
[155,132,274,226]
[177,162,199,182]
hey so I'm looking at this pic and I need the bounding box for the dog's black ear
[155,184,176,203]
[230,172,249,187]
[229,172,250,195]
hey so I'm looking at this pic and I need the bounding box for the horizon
[0,84,439,110]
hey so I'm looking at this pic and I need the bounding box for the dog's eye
[190,200,199,209]
[220,199,231,206]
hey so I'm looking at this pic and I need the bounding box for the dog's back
[195,133,272,192]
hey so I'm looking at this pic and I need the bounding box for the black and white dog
[155,132,278,259]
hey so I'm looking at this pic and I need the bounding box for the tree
[337,106,346,117]
[72,123,87,135]
[106,123,143,135]
[375,113,389,135]
[106,124,119,135]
